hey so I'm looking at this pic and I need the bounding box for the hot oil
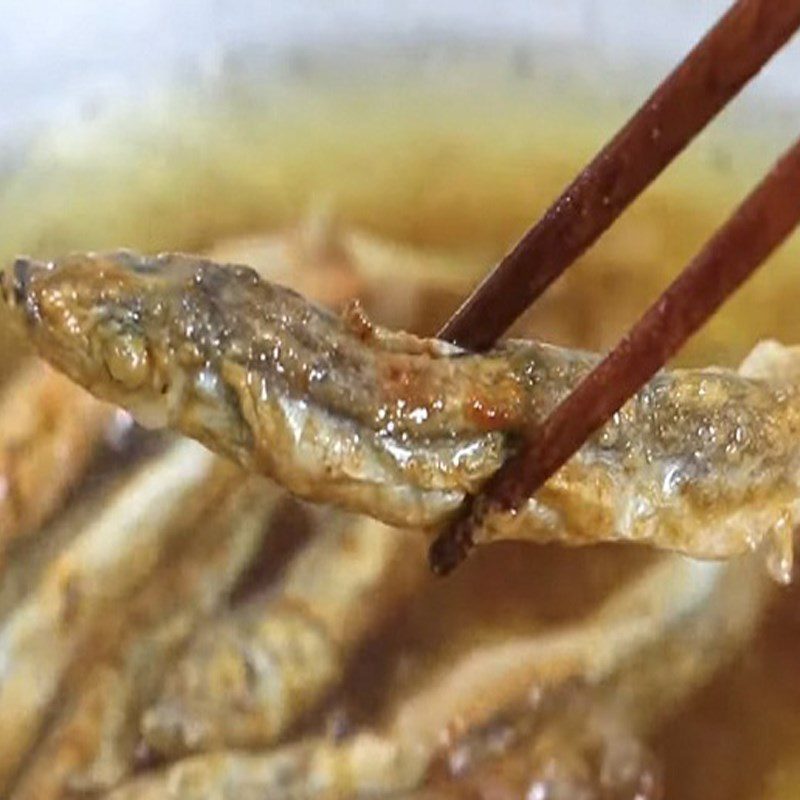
[0,71,799,798]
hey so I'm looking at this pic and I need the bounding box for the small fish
[142,513,423,756]
[103,553,766,800]
[0,440,233,792]
[387,555,739,749]
[4,251,800,567]
[430,555,766,799]
[10,474,282,799]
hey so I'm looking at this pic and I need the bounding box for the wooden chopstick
[439,0,800,351]
[431,134,800,575]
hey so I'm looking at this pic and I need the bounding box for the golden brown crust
[5,251,800,565]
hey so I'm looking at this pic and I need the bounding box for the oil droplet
[527,783,549,800]
[600,736,664,800]
[660,462,684,496]
[762,515,794,585]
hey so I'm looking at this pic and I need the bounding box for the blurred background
[1,0,799,361]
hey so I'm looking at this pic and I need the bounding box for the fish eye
[102,331,150,389]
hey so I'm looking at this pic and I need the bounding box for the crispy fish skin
[4,251,800,562]
[142,514,423,757]
[0,359,114,560]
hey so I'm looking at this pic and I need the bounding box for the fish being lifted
[2,250,800,575]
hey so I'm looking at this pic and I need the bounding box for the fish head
[0,250,217,426]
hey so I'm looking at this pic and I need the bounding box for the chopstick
[431,135,800,574]
[439,0,800,351]
[430,0,800,574]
